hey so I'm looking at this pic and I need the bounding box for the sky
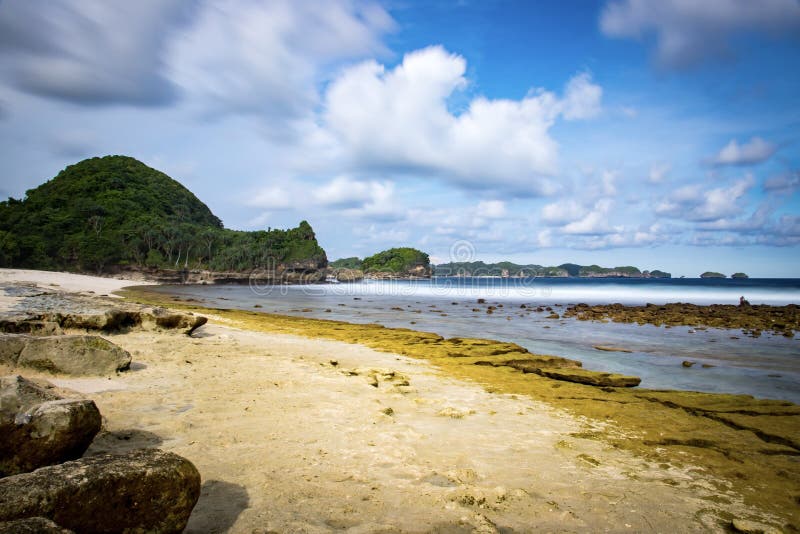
[0,0,799,277]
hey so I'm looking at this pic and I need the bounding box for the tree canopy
[361,248,429,274]
[0,155,326,273]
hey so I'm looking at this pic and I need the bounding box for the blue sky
[0,0,799,277]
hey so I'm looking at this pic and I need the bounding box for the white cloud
[656,175,754,222]
[0,0,187,105]
[475,200,507,218]
[247,185,294,210]
[323,46,602,192]
[714,137,777,166]
[562,199,615,235]
[561,72,603,120]
[600,0,800,68]
[167,0,393,123]
[248,175,400,221]
[648,163,670,184]
[763,171,800,194]
[540,199,587,226]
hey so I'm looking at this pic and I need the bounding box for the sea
[147,277,800,404]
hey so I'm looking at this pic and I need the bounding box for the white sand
[0,269,752,532]
[0,268,153,297]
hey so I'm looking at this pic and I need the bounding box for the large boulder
[0,334,131,375]
[1,376,101,477]
[0,449,201,534]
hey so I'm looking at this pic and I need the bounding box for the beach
[1,269,797,532]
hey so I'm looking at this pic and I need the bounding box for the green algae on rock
[119,286,800,529]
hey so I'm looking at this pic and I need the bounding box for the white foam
[259,279,800,305]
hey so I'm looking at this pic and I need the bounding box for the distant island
[0,156,327,283]
[329,248,431,280]
[431,261,671,278]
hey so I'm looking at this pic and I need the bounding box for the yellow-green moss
[119,286,800,528]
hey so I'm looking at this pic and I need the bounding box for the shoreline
[1,269,799,530]
[121,284,800,529]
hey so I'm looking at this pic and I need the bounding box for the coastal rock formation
[2,306,208,337]
[0,449,201,534]
[0,376,101,477]
[563,302,799,336]
[534,368,641,387]
[333,268,364,282]
[0,517,74,533]
[0,320,62,336]
[0,334,131,376]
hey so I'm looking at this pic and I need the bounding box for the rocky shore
[563,302,799,337]
[1,270,797,532]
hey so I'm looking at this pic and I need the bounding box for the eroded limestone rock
[0,449,201,534]
[0,376,101,477]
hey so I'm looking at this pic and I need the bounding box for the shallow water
[149,278,800,403]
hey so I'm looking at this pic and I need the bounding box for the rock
[0,517,74,533]
[1,376,101,477]
[731,518,782,534]
[546,312,560,319]
[682,360,696,368]
[0,449,201,534]
[0,320,62,336]
[185,316,207,336]
[503,356,582,373]
[0,336,28,367]
[534,367,641,387]
[10,335,131,376]
[593,345,633,353]
[334,269,364,282]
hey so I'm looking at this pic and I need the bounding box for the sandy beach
[0,270,792,533]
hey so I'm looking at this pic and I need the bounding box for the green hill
[362,247,430,276]
[0,155,326,274]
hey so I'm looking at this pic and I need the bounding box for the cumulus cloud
[600,0,800,68]
[713,137,777,166]
[656,175,754,221]
[323,46,602,192]
[540,199,587,226]
[167,0,394,122]
[248,175,400,221]
[562,199,615,235]
[0,0,189,105]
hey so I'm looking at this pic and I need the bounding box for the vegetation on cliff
[434,261,670,278]
[0,156,326,274]
[361,247,430,275]
[329,257,362,270]
[731,272,749,279]
[700,271,726,279]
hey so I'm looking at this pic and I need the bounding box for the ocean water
[147,277,800,403]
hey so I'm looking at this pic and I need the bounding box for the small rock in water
[682,361,696,368]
